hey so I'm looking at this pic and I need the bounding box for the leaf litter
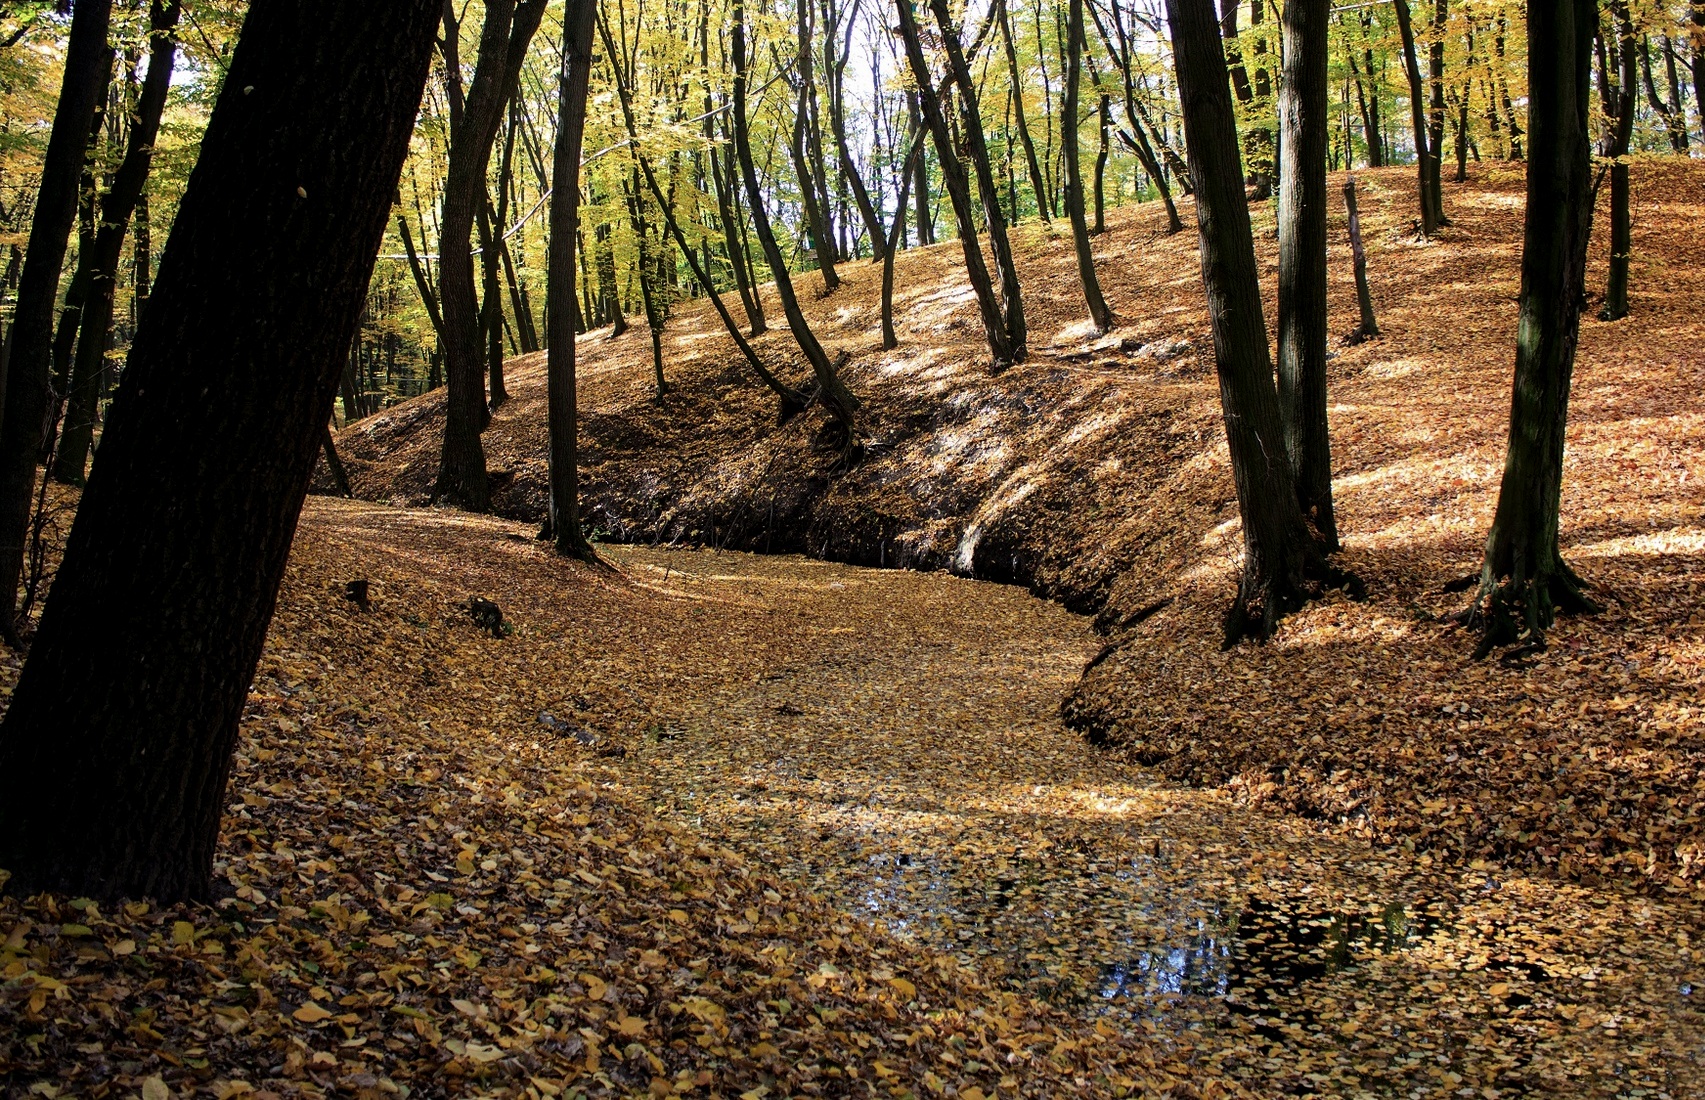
[4,499,1701,1097]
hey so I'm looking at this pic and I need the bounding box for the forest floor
[3,499,1703,1098]
[331,158,1705,903]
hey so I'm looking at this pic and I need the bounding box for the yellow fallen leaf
[292,1002,333,1024]
[141,1077,171,1100]
[888,976,917,1000]
[171,921,195,946]
[1488,982,1510,997]
[616,1013,646,1037]
[583,974,607,1000]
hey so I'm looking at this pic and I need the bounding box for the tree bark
[789,0,838,292]
[547,0,597,561]
[881,127,925,351]
[1276,0,1335,549]
[1344,175,1379,341]
[0,0,113,645]
[433,0,545,512]
[1063,0,1112,333]
[1392,0,1441,235]
[996,0,1051,224]
[896,0,1014,367]
[55,0,182,487]
[1167,0,1337,645]
[730,0,857,436]
[0,0,440,902]
[1459,0,1599,659]
[1597,0,1637,322]
[1425,0,1449,223]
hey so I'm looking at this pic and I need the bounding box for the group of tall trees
[0,0,1688,902]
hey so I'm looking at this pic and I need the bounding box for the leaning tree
[1456,0,1601,659]
[0,0,443,902]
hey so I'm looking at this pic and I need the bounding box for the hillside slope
[334,161,1705,899]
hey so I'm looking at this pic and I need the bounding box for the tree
[1392,0,1444,234]
[434,0,546,513]
[0,0,442,902]
[1596,0,1636,322]
[995,0,1051,225]
[547,0,598,562]
[1276,0,1336,548]
[1456,0,1601,659]
[895,0,1015,366]
[53,0,183,487]
[0,0,113,646]
[729,0,858,437]
[1166,0,1345,645]
[1062,0,1112,333]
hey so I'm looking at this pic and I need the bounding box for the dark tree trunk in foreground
[1276,0,1335,549]
[0,0,440,902]
[54,0,181,487]
[1597,0,1636,322]
[547,0,597,561]
[1458,0,1600,659]
[896,0,1013,367]
[1063,0,1112,334]
[1167,0,1342,645]
[0,0,113,645]
[730,0,857,437]
[433,0,545,512]
[1393,0,1442,235]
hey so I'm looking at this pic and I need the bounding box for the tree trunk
[929,0,1026,361]
[997,0,1051,224]
[730,0,857,437]
[789,0,838,293]
[1344,176,1379,341]
[54,0,179,482]
[1459,0,1599,659]
[881,131,924,351]
[0,0,113,645]
[0,0,440,902]
[896,0,1014,367]
[907,92,934,245]
[1426,0,1449,223]
[1167,0,1338,645]
[1276,0,1335,549]
[321,426,352,497]
[1093,90,1109,235]
[1063,0,1112,333]
[1392,0,1440,235]
[1598,0,1636,322]
[547,0,597,561]
[433,0,545,512]
[1084,0,1183,232]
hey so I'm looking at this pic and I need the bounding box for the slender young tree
[1276,0,1336,548]
[0,0,442,902]
[434,0,546,512]
[547,0,598,562]
[1596,0,1636,322]
[996,0,1051,224]
[54,0,182,487]
[1457,0,1601,658]
[1393,0,1443,234]
[0,0,113,646]
[896,0,1013,366]
[730,0,858,436]
[1063,0,1112,333]
[1167,0,1345,644]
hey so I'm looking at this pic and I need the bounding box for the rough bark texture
[433,0,545,512]
[1344,175,1380,340]
[547,0,597,562]
[1392,0,1440,235]
[0,0,440,902]
[1460,0,1600,659]
[0,0,113,644]
[1167,0,1331,646]
[1276,0,1335,549]
[1062,0,1112,333]
[54,0,181,487]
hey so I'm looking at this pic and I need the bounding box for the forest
[0,0,1701,1095]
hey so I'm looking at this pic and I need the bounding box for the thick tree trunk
[0,0,113,645]
[56,0,181,488]
[1459,0,1599,659]
[433,0,545,512]
[1276,0,1335,549]
[547,0,597,561]
[730,0,857,437]
[1167,0,1338,645]
[1063,0,1112,333]
[0,0,440,902]
[896,0,1014,367]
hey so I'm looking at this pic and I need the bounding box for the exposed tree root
[1222,551,1363,648]
[1452,555,1602,660]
